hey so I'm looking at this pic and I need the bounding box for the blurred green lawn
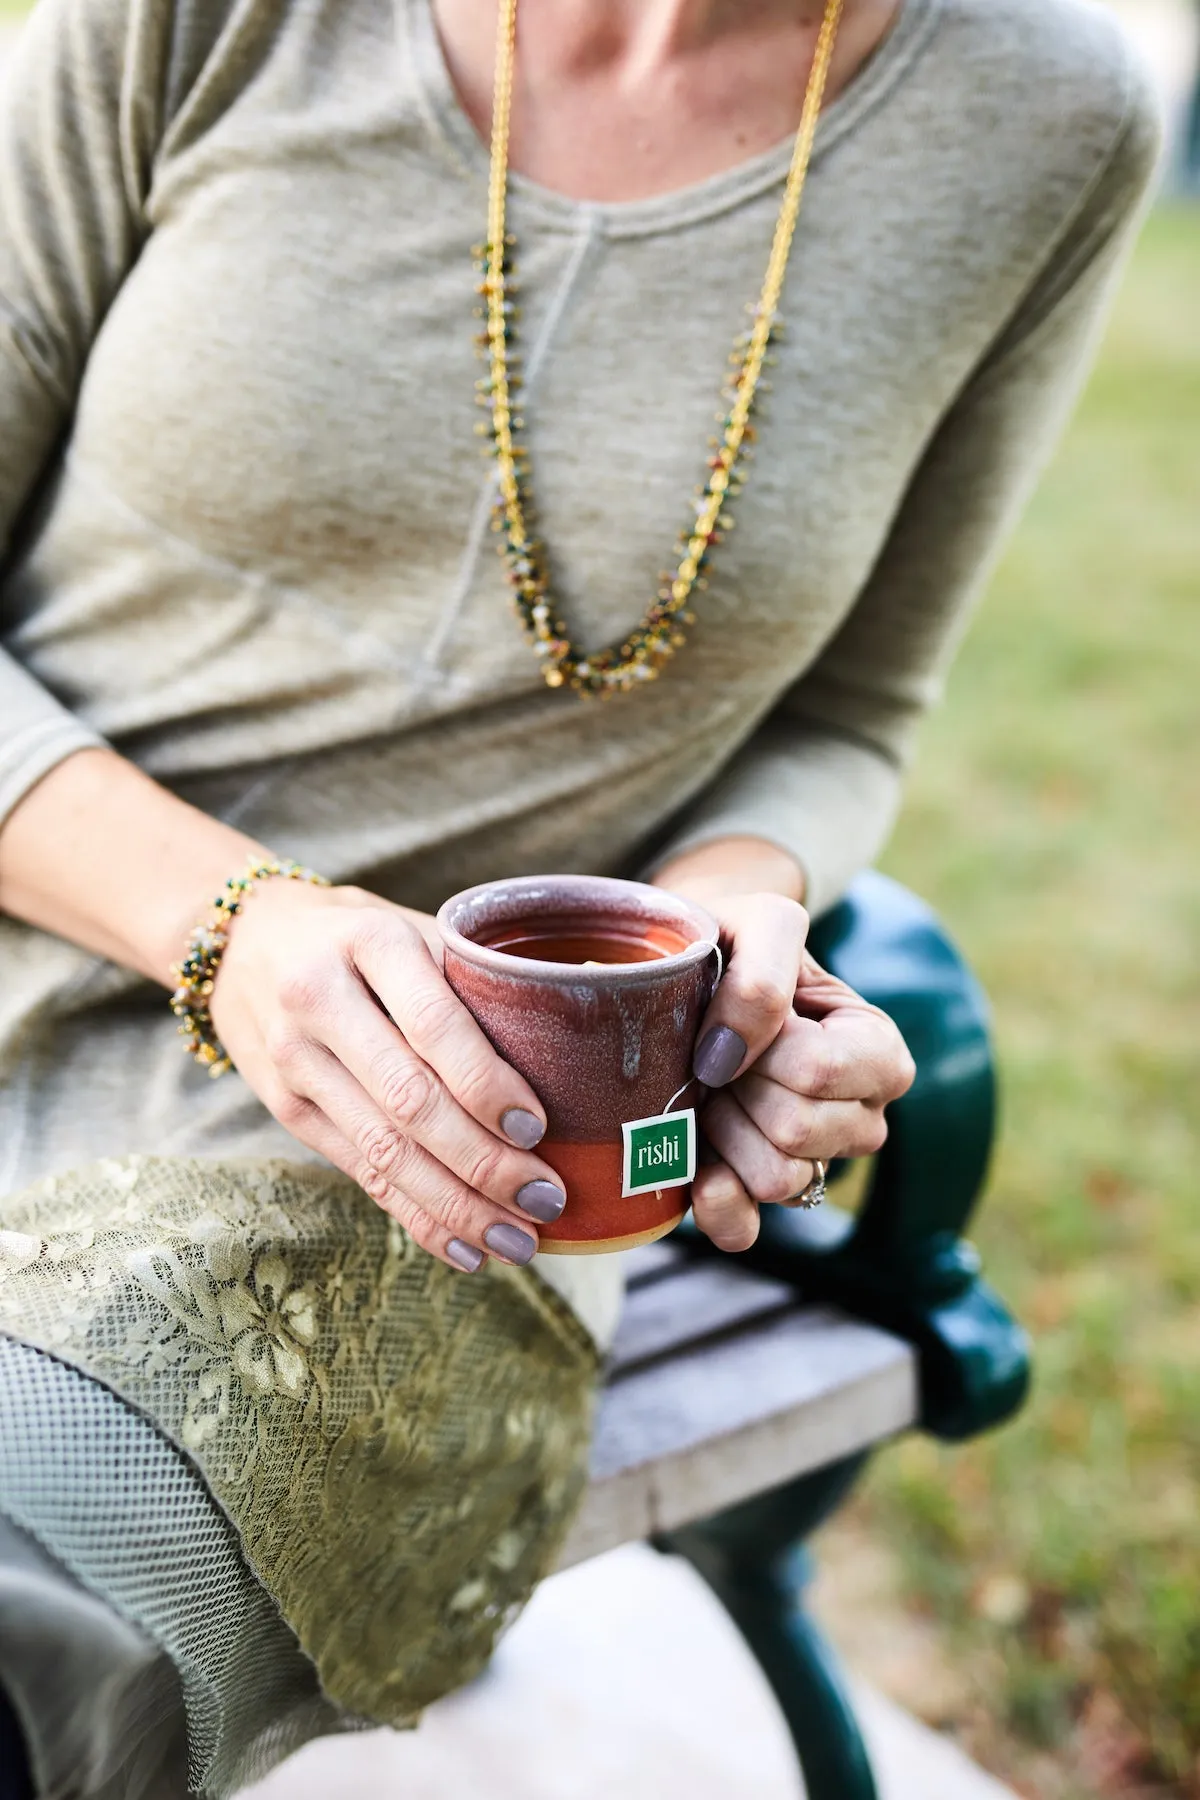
[863,204,1200,1796]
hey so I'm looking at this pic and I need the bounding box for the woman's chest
[64,81,1017,690]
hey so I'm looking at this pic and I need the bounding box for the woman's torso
[0,0,1138,1151]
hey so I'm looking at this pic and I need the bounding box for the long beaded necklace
[475,0,844,696]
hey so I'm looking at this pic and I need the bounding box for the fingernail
[515,1179,566,1223]
[484,1222,537,1265]
[501,1107,546,1149]
[694,1025,748,1087]
[447,1238,485,1273]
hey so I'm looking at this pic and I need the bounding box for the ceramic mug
[437,874,721,1254]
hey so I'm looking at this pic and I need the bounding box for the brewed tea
[482,914,688,966]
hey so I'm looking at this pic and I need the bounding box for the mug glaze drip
[437,875,720,1254]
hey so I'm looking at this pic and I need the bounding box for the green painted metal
[659,1458,876,1800]
[664,872,1032,1792]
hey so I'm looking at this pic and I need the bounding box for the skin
[653,840,913,1251]
[0,0,914,1270]
[436,0,904,202]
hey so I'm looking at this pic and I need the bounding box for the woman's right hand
[209,879,566,1273]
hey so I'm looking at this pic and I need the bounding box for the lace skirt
[0,1156,600,1796]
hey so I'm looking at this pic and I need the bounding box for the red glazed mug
[437,874,721,1254]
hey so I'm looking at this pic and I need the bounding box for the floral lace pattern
[0,1157,598,1723]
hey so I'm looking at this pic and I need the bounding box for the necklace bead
[477,5,843,696]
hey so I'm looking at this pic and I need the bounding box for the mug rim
[436,874,720,987]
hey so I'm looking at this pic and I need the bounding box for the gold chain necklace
[476,0,844,696]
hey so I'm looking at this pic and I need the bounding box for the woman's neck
[433,0,902,203]
[499,0,846,71]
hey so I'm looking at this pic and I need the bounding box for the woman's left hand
[655,851,916,1252]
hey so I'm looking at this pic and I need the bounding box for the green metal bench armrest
[680,870,1031,1441]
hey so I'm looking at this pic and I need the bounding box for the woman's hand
[210,880,569,1273]
[654,838,916,1254]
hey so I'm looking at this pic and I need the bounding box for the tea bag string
[662,938,724,1116]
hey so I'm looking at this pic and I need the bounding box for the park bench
[556,871,1032,1800]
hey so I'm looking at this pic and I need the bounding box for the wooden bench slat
[607,1261,795,1374]
[595,1305,913,1481]
[557,1305,916,1569]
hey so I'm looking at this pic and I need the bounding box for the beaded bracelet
[170,857,330,1078]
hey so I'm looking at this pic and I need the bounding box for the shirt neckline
[401,0,941,239]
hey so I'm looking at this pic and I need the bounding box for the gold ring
[785,1159,826,1209]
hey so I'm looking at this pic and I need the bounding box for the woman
[0,0,1158,1792]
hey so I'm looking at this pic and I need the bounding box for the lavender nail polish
[515,1179,566,1223]
[484,1222,537,1265]
[447,1238,484,1274]
[694,1024,748,1087]
[501,1107,546,1149]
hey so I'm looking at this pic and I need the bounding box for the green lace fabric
[0,1156,599,1725]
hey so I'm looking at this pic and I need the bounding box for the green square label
[621,1109,697,1197]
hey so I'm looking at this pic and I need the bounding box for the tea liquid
[482,915,689,966]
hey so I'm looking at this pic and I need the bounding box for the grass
[851,204,1200,1797]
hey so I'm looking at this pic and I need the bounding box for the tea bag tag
[620,1107,697,1199]
[618,939,718,1198]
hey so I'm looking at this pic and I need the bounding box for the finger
[262,1088,490,1274]
[734,1071,887,1162]
[301,990,567,1225]
[690,1158,761,1253]
[348,916,551,1147]
[284,1047,542,1266]
[692,894,808,1087]
[375,1183,492,1275]
[752,1007,914,1105]
[375,1142,540,1268]
[702,1089,816,1207]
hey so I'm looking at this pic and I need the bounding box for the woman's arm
[644,67,1162,1248]
[0,748,579,1273]
[645,68,1163,920]
[0,0,171,821]
[0,749,271,982]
